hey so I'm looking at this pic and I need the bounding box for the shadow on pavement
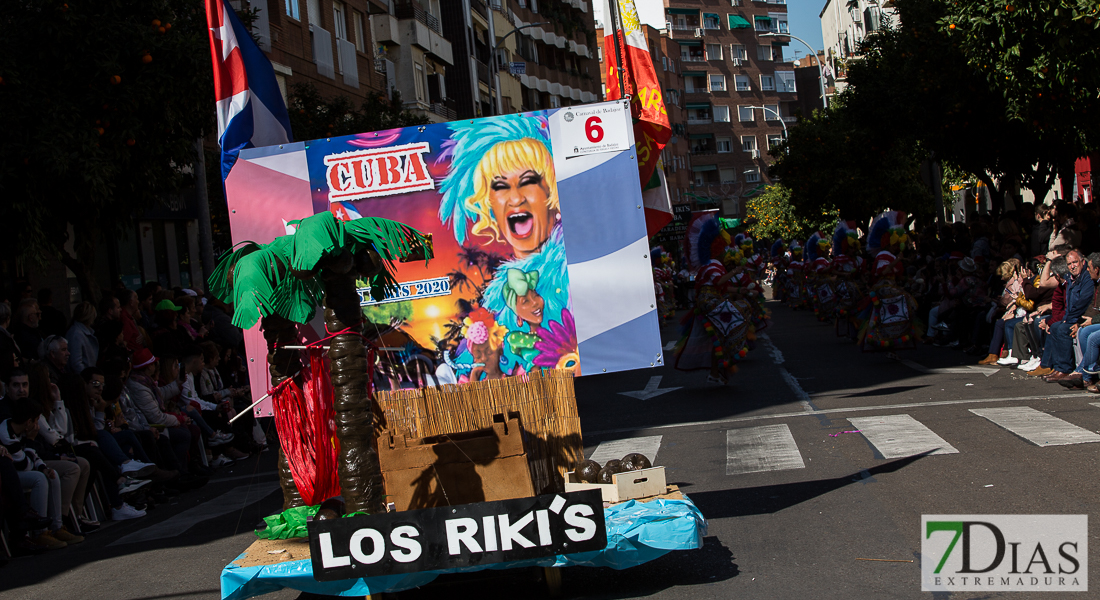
[838,385,930,398]
[690,452,932,519]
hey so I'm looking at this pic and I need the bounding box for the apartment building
[664,0,797,217]
[370,0,456,123]
[819,0,895,96]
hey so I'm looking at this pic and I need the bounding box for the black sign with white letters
[307,491,607,581]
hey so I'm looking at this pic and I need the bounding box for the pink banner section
[225,146,314,415]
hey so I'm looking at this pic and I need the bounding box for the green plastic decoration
[255,505,319,539]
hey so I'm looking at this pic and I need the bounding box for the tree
[744,185,839,241]
[209,211,431,513]
[0,1,214,301]
[286,83,429,141]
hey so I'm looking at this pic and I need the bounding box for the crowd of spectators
[0,281,261,557]
[880,201,1100,388]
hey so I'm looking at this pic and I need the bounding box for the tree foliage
[286,84,429,141]
[0,0,214,299]
[744,185,840,241]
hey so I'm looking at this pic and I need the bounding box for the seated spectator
[150,299,189,358]
[40,335,72,384]
[12,298,43,364]
[36,288,67,338]
[66,301,99,375]
[0,302,20,376]
[0,443,54,554]
[1,398,81,548]
[126,349,197,477]
[179,344,247,464]
[115,289,147,352]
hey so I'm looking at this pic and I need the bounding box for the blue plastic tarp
[221,496,707,600]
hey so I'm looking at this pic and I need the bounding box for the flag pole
[606,0,627,99]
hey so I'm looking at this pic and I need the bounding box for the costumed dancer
[674,215,753,385]
[651,248,677,323]
[770,239,788,301]
[831,219,866,338]
[786,240,807,309]
[805,232,836,322]
[723,244,769,334]
[438,114,578,380]
[857,211,921,352]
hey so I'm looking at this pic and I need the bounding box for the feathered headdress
[771,238,786,258]
[686,212,721,270]
[437,114,552,246]
[867,211,908,252]
[789,240,803,256]
[832,220,861,256]
[806,231,828,262]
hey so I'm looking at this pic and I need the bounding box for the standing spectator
[66,302,99,374]
[11,298,43,363]
[1032,204,1054,258]
[137,283,160,331]
[0,302,21,376]
[202,297,242,351]
[115,289,146,352]
[176,296,205,342]
[37,289,67,338]
[150,299,188,357]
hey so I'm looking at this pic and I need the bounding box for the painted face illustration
[489,168,557,258]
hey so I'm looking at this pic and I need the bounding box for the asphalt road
[3,298,1098,600]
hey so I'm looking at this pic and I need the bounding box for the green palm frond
[272,274,325,324]
[288,211,346,272]
[207,241,261,303]
[229,236,293,329]
[345,217,432,301]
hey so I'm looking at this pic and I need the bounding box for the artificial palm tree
[209,211,432,514]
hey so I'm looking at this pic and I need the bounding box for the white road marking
[900,359,998,377]
[726,424,806,475]
[664,340,677,351]
[109,482,280,546]
[1090,403,1100,410]
[618,376,681,400]
[970,407,1100,446]
[760,333,812,411]
[846,414,958,459]
[588,435,663,466]
[583,392,1086,437]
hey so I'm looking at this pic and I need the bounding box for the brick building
[663,0,796,217]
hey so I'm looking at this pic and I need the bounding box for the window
[713,105,730,122]
[761,75,775,91]
[333,1,347,39]
[598,46,603,62]
[307,0,321,26]
[717,137,732,153]
[688,106,711,123]
[757,45,774,61]
[767,134,783,149]
[764,103,780,120]
[285,0,300,20]
[737,105,754,121]
[769,13,789,34]
[703,13,721,29]
[414,63,426,102]
[754,16,770,32]
[709,74,726,92]
[745,167,761,183]
[731,44,747,60]
[706,44,723,60]
[741,135,757,153]
[735,75,750,91]
[720,168,737,184]
[776,70,796,92]
[352,10,365,52]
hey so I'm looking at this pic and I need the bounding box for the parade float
[213,101,707,599]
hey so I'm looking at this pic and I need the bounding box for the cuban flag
[205,0,293,181]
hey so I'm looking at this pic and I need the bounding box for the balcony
[681,55,706,63]
[471,0,488,20]
[475,59,490,86]
[394,0,441,36]
[687,118,712,125]
[782,116,797,123]
[431,103,457,120]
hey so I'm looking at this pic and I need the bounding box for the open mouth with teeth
[507,211,535,239]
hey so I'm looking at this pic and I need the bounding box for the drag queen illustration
[437,115,577,380]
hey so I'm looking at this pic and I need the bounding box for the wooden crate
[378,416,536,511]
[564,466,667,504]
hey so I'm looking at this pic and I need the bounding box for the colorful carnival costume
[831,219,866,338]
[652,248,677,323]
[675,215,752,384]
[770,239,788,301]
[805,231,836,322]
[786,241,809,309]
[857,211,921,352]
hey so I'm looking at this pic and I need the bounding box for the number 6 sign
[554,102,630,160]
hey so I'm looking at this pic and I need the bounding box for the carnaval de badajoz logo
[922,515,1087,592]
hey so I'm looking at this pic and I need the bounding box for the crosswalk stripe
[726,424,805,475]
[970,406,1100,446]
[846,414,958,459]
[588,435,663,467]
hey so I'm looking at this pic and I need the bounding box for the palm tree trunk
[323,271,385,515]
[263,314,305,511]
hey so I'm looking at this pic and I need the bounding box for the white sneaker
[120,460,157,478]
[997,356,1019,366]
[1018,357,1040,371]
[111,503,147,521]
[210,455,234,468]
[119,477,151,495]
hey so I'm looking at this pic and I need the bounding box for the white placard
[551,101,630,160]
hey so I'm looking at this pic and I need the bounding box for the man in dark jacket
[1043,250,1094,382]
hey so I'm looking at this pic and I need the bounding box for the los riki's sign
[308,491,607,581]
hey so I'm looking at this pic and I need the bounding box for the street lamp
[748,105,787,138]
[760,32,827,110]
[489,21,548,116]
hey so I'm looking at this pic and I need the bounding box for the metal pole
[762,32,826,109]
[193,138,216,281]
[606,0,627,98]
[750,105,787,137]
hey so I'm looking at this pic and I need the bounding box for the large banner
[225,101,663,411]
